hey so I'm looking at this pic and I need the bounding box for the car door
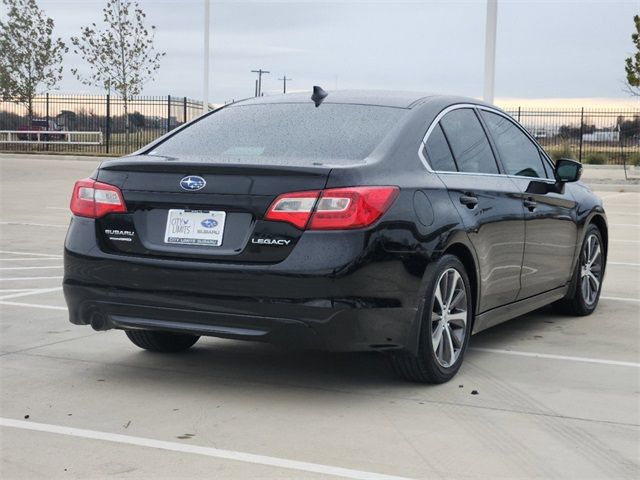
[423,107,525,313]
[479,109,578,300]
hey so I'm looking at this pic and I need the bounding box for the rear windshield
[149,103,406,162]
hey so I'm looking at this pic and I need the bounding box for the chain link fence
[0,95,638,165]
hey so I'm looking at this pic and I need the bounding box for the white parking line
[0,300,67,311]
[470,348,640,368]
[0,418,415,480]
[0,276,63,282]
[605,211,640,216]
[601,296,640,303]
[0,222,67,228]
[0,250,61,257]
[0,266,62,271]
[610,224,640,227]
[611,240,640,244]
[600,192,634,200]
[0,257,62,262]
[0,287,63,301]
[608,262,640,267]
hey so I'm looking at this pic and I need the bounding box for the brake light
[264,186,398,230]
[70,178,127,218]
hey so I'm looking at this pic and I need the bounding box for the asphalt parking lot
[0,154,638,479]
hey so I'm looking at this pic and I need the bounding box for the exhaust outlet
[89,311,109,331]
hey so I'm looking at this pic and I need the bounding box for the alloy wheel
[580,234,602,306]
[431,268,468,368]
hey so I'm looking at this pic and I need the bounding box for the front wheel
[391,255,473,384]
[554,223,605,316]
[125,330,200,352]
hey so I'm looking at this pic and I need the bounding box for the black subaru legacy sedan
[63,90,607,383]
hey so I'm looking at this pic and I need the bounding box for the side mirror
[555,158,582,183]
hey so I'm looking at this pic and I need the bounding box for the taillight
[70,178,127,218]
[264,186,398,230]
[264,190,320,229]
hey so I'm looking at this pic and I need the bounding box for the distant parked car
[64,90,608,384]
[17,119,65,141]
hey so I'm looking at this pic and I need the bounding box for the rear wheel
[125,330,200,352]
[554,223,604,316]
[391,255,472,384]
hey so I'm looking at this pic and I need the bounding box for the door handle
[523,198,537,211]
[459,194,478,209]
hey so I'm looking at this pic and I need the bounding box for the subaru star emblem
[201,218,218,228]
[180,176,206,191]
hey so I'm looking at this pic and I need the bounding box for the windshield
[149,103,406,162]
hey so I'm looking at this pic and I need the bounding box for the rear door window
[440,109,499,174]
[424,124,457,172]
[481,111,549,179]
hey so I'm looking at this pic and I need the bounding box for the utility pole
[278,75,292,93]
[251,69,270,97]
[202,0,211,113]
[483,0,498,104]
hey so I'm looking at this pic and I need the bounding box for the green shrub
[627,153,640,167]
[583,153,607,165]
[549,144,574,161]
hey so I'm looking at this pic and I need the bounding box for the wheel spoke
[443,325,455,366]
[432,321,443,352]
[450,324,464,348]
[446,271,460,309]
[447,311,467,327]
[449,289,465,310]
[581,276,590,300]
[590,244,601,266]
[588,272,600,293]
[434,282,444,313]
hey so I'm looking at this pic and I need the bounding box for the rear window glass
[149,103,406,162]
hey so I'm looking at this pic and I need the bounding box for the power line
[251,69,270,97]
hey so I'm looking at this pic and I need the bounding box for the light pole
[483,0,498,104]
[202,0,210,113]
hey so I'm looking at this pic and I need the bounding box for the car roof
[232,90,478,109]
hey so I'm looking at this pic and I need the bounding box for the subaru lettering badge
[201,218,218,228]
[180,176,206,191]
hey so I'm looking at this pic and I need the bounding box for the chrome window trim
[419,103,557,182]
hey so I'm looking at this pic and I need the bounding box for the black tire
[125,330,200,352]
[553,223,605,316]
[391,255,473,384]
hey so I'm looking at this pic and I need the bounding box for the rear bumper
[64,217,424,352]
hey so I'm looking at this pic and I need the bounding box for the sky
[15,0,640,107]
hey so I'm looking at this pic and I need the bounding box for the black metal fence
[0,94,205,155]
[502,107,639,166]
[0,95,638,165]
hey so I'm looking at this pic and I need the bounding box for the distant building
[582,130,620,142]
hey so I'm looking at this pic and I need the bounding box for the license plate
[164,209,226,246]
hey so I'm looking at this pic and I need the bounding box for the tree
[71,0,164,145]
[0,0,66,119]
[624,15,640,96]
[128,111,145,129]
